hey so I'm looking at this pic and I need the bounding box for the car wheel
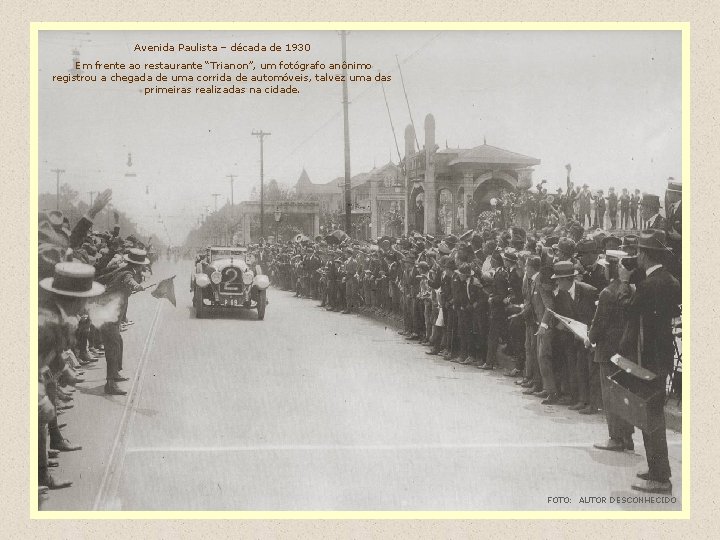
[257,290,266,320]
[194,287,205,319]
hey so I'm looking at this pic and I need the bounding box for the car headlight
[195,273,211,288]
[210,271,222,284]
[242,271,254,285]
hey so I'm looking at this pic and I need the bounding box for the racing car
[191,246,269,320]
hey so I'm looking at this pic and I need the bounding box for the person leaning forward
[99,248,149,395]
[39,261,105,489]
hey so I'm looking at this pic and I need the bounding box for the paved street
[44,259,682,512]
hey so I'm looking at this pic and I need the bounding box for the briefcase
[602,354,664,433]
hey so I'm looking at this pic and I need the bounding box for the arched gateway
[402,114,540,235]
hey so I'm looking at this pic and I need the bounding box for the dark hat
[602,235,622,250]
[39,261,105,298]
[540,247,555,268]
[551,260,579,279]
[458,263,472,275]
[501,247,518,263]
[638,229,671,251]
[444,258,457,270]
[557,238,577,256]
[620,234,638,256]
[544,235,560,248]
[416,261,430,272]
[621,234,638,246]
[577,239,598,254]
[438,242,451,255]
[124,248,150,265]
[445,234,459,246]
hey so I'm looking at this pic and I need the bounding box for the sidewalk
[41,272,163,510]
[352,303,683,434]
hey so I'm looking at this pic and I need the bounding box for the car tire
[194,287,205,319]
[257,290,266,320]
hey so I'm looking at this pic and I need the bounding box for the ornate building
[402,114,541,234]
[294,162,403,239]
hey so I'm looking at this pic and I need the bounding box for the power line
[285,32,443,159]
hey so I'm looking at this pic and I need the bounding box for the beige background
[3,1,717,537]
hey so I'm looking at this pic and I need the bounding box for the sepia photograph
[34,25,685,514]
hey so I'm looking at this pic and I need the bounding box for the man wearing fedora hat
[100,248,150,395]
[617,229,681,494]
[39,261,106,489]
[590,249,636,452]
[577,239,609,292]
[549,260,599,409]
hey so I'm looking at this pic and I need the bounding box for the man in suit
[578,239,609,293]
[536,250,561,403]
[590,250,635,451]
[617,229,681,494]
[577,184,592,228]
[630,190,641,229]
[595,190,606,229]
[549,261,598,409]
[478,251,507,370]
[102,248,150,395]
[452,263,474,364]
[516,255,543,393]
[620,188,631,229]
[607,187,619,230]
[646,211,667,231]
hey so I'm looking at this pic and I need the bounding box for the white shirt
[555,280,576,300]
[646,264,663,277]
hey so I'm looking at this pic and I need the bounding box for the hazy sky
[38,30,681,244]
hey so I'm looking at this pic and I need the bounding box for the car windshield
[210,249,246,262]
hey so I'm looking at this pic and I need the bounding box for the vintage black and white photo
[35,27,684,512]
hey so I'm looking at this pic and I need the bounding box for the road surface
[43,259,683,512]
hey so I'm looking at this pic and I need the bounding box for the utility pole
[88,191,96,207]
[340,31,352,234]
[51,168,65,210]
[226,174,237,206]
[252,130,271,239]
[211,193,221,213]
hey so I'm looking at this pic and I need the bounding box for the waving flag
[151,275,176,307]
